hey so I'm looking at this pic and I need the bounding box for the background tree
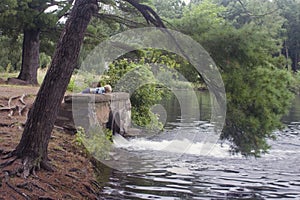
[277,0,300,71]
[176,0,294,156]
[0,0,72,84]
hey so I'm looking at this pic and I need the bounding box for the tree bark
[18,29,40,85]
[13,0,99,172]
[290,51,299,72]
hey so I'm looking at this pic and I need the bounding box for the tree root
[16,182,33,192]
[4,172,31,200]
[0,94,30,117]
[0,157,17,168]
[19,94,27,105]
[30,182,47,192]
[22,157,55,178]
[0,159,59,199]
[33,176,58,192]
[19,105,28,116]
[1,153,54,179]
[16,181,48,193]
[1,149,18,158]
[40,160,55,172]
[0,122,21,127]
[0,149,13,157]
[8,95,20,108]
[65,173,80,181]
[0,105,17,111]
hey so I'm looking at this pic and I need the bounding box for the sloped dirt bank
[0,85,101,199]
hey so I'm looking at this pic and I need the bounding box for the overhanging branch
[123,0,165,28]
[94,13,147,28]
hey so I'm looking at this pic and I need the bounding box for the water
[96,91,300,199]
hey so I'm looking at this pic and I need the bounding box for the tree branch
[237,0,280,18]
[94,13,147,28]
[121,0,189,66]
[123,0,165,28]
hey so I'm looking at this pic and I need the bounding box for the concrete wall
[55,92,131,136]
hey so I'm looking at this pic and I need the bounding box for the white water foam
[113,134,233,158]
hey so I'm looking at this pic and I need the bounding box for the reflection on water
[152,90,211,128]
[282,95,300,124]
[96,91,300,199]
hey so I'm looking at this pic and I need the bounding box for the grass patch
[37,68,47,85]
[0,72,18,81]
[0,68,47,85]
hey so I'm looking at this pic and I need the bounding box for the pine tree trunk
[14,0,99,173]
[18,29,40,85]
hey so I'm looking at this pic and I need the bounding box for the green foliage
[173,1,227,83]
[213,0,285,31]
[175,0,226,38]
[143,50,202,84]
[67,70,102,92]
[100,49,199,130]
[199,25,284,71]
[80,17,122,62]
[0,0,68,34]
[222,66,294,156]
[0,35,22,72]
[67,78,78,92]
[0,0,72,71]
[39,52,51,69]
[153,0,186,19]
[175,0,295,156]
[103,128,113,142]
[75,126,113,159]
[74,127,86,148]
[103,58,165,130]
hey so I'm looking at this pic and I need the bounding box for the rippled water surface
[96,92,300,199]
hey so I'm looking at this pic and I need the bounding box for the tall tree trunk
[18,29,40,85]
[295,53,299,71]
[291,51,299,72]
[13,0,98,174]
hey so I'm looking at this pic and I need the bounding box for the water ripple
[97,123,300,199]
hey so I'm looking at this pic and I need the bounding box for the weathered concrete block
[55,92,132,136]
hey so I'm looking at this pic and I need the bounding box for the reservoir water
[96,91,300,199]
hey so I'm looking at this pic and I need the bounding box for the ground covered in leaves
[0,85,102,199]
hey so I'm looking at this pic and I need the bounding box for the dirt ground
[0,84,101,199]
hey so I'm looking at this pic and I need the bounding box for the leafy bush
[75,126,113,159]
[39,52,51,69]
[67,70,100,92]
[103,59,167,130]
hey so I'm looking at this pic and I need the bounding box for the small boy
[81,84,112,94]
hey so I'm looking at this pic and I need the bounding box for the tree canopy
[0,0,72,84]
